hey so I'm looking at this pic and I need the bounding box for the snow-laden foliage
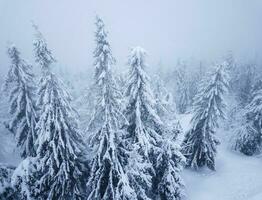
[164,60,205,111]
[233,80,262,155]
[238,65,255,107]
[32,23,56,73]
[156,140,185,200]
[125,47,185,199]
[125,47,163,157]
[224,51,237,94]
[174,62,189,114]
[35,72,86,199]
[152,74,183,148]
[152,75,176,120]
[93,16,115,84]
[2,45,37,158]
[0,163,16,200]
[11,157,37,200]
[182,63,229,170]
[229,62,257,108]
[14,25,87,200]
[125,47,155,199]
[86,16,136,200]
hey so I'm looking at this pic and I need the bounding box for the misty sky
[0,0,262,75]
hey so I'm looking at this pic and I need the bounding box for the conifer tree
[233,80,262,155]
[224,51,237,93]
[125,47,163,158]
[238,65,255,107]
[153,75,176,119]
[182,63,229,170]
[174,62,189,114]
[156,140,185,200]
[152,75,182,148]
[2,45,37,158]
[125,47,185,199]
[124,47,160,199]
[86,16,136,200]
[18,24,87,200]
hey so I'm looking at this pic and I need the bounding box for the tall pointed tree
[125,47,185,199]
[28,24,86,199]
[86,16,136,200]
[2,45,37,158]
[238,64,255,107]
[175,61,189,114]
[124,47,158,199]
[182,63,229,170]
[125,47,163,158]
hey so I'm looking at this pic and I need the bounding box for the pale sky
[0,0,262,75]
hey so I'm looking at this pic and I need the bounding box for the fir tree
[125,47,159,199]
[152,74,182,149]
[153,75,176,119]
[125,47,185,199]
[224,51,237,93]
[86,16,136,200]
[156,140,185,200]
[35,73,86,199]
[233,80,262,155]
[238,64,255,107]
[29,25,87,200]
[187,62,205,108]
[125,47,163,158]
[174,62,189,114]
[182,63,229,170]
[2,45,37,158]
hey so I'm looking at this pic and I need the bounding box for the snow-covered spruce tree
[125,47,185,199]
[156,140,185,200]
[224,51,237,93]
[30,25,87,199]
[238,64,255,107]
[86,16,136,200]
[152,75,175,119]
[187,62,206,108]
[2,45,37,158]
[125,47,162,199]
[233,80,262,155]
[152,75,182,147]
[174,62,189,114]
[182,63,229,170]
[125,47,163,159]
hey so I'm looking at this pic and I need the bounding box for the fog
[0,0,262,75]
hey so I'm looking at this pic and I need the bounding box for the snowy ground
[180,114,262,200]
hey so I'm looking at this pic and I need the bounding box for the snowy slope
[179,114,262,200]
